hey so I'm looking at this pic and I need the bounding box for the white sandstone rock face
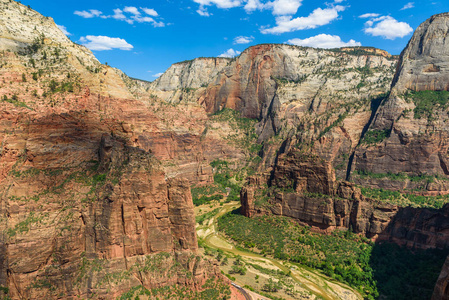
[150,57,231,92]
[0,0,140,99]
[391,12,449,94]
[0,0,98,67]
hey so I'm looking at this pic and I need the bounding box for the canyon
[0,0,448,298]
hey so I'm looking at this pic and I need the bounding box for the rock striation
[352,12,449,189]
[391,12,449,94]
[242,150,449,248]
[198,44,396,143]
[0,1,237,298]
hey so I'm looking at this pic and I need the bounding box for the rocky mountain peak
[150,57,231,92]
[391,12,449,94]
[0,0,72,50]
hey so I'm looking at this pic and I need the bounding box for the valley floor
[195,200,362,300]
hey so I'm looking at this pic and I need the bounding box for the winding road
[232,283,252,300]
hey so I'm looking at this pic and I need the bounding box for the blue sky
[19,0,448,81]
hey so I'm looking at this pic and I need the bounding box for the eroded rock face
[352,13,449,189]
[151,57,231,92]
[379,204,449,249]
[198,44,396,143]
[433,256,449,300]
[242,155,398,238]
[391,12,449,94]
[0,111,211,298]
[0,1,237,298]
[242,149,449,248]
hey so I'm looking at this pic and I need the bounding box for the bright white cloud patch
[74,7,164,27]
[112,8,127,21]
[244,0,264,12]
[80,36,134,51]
[261,5,346,34]
[194,0,302,16]
[56,24,71,36]
[153,72,164,78]
[218,48,241,57]
[364,16,413,40]
[142,8,159,17]
[234,36,254,44]
[288,34,361,49]
[124,6,141,15]
[401,2,414,10]
[74,9,102,18]
[193,0,243,9]
[267,0,302,16]
[359,13,380,18]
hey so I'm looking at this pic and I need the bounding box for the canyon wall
[351,12,449,189]
[0,0,236,298]
[241,150,449,249]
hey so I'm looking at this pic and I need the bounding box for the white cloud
[266,0,302,16]
[74,9,102,18]
[153,72,164,78]
[56,24,71,36]
[197,6,212,16]
[234,35,254,44]
[142,8,159,17]
[123,6,141,16]
[218,48,241,57]
[364,16,413,39]
[193,0,243,9]
[79,35,134,51]
[75,7,165,27]
[244,0,265,12]
[400,2,414,10]
[359,13,380,18]
[261,5,346,34]
[112,8,127,20]
[287,34,361,48]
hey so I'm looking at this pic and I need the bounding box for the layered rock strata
[352,12,449,189]
[242,151,449,249]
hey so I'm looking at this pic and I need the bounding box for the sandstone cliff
[352,12,449,190]
[0,1,237,298]
[145,57,231,104]
[150,43,397,180]
[199,44,395,143]
[241,150,449,249]
[433,256,449,300]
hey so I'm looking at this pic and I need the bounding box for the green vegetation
[272,75,307,85]
[211,108,261,154]
[360,186,449,209]
[355,66,373,76]
[329,47,396,60]
[211,159,242,202]
[7,211,48,237]
[196,208,220,225]
[318,112,347,139]
[355,169,447,183]
[1,94,31,109]
[262,278,282,293]
[362,129,390,144]
[404,90,449,120]
[370,242,447,300]
[218,212,447,299]
[48,79,75,93]
[191,185,224,206]
[118,277,231,300]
